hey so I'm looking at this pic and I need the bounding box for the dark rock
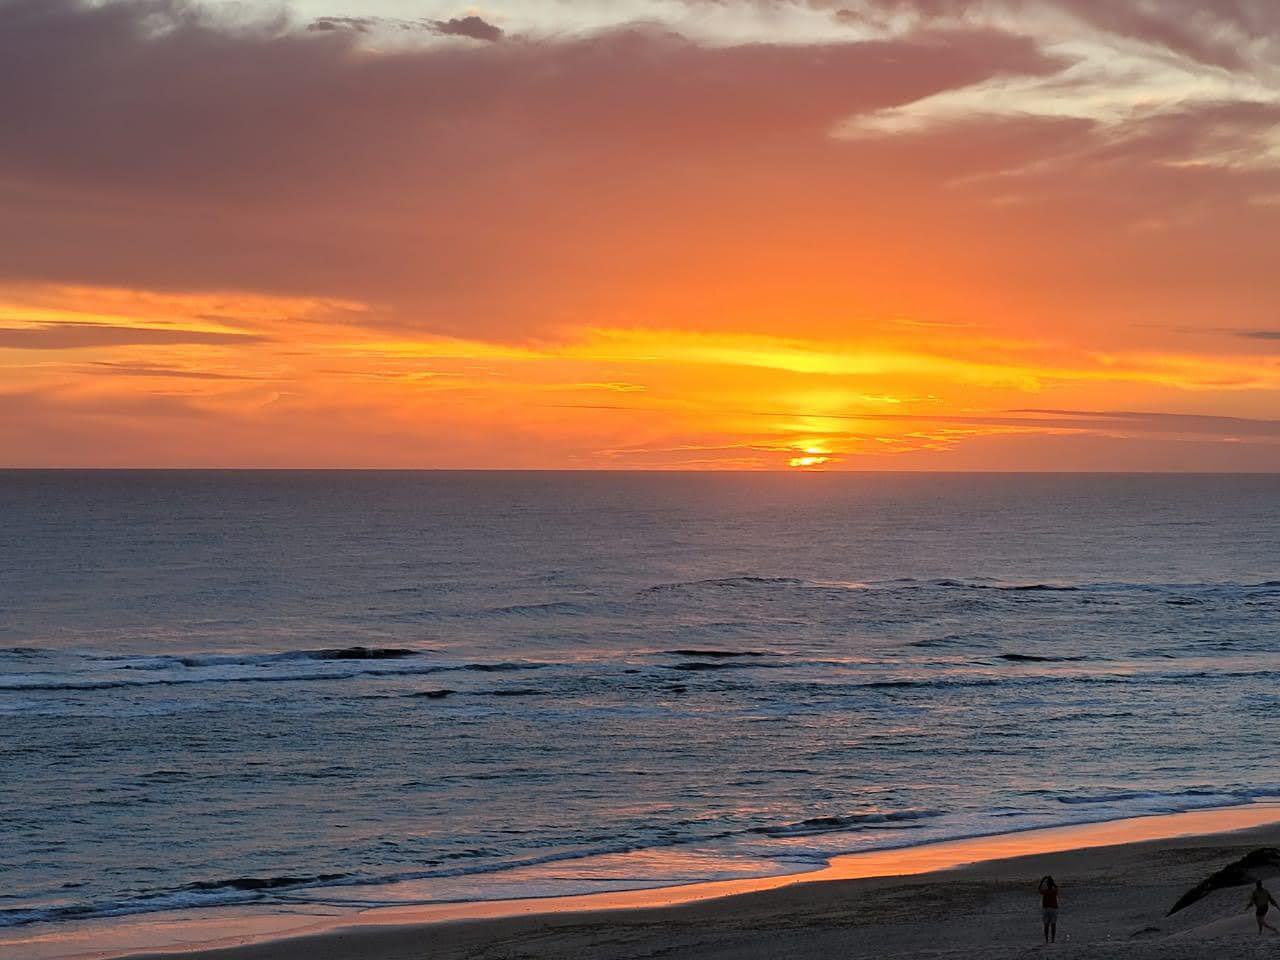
[1168,848,1280,915]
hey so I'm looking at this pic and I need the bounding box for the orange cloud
[1,2,1279,468]
[3,282,1279,469]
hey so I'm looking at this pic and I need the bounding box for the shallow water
[2,471,1278,927]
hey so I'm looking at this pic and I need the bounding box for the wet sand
[13,805,1280,960]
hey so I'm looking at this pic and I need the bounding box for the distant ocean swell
[639,576,1280,595]
[3,645,1277,694]
[0,649,548,692]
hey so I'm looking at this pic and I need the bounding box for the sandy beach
[9,806,1278,960]
[183,815,1280,960]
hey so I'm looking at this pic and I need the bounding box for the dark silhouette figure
[1248,879,1278,934]
[1038,876,1059,943]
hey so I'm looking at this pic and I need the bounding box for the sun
[788,445,832,468]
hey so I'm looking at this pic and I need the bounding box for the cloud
[1236,330,1280,341]
[575,401,1280,439]
[0,0,1059,334]
[307,16,377,33]
[433,16,504,42]
[3,0,1273,352]
[0,322,269,349]
[306,13,504,42]
[827,0,1280,68]
[1,0,1279,469]
[85,361,278,379]
[1007,408,1280,438]
[0,387,214,420]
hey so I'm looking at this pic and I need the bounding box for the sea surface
[2,471,1278,930]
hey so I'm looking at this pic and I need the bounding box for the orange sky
[2,0,1279,469]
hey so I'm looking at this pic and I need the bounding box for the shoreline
[7,802,1280,960]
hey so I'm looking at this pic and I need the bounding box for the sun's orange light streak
[3,284,1279,469]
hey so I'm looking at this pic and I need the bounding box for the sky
[2,0,1279,469]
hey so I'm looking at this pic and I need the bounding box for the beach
[143,815,1280,960]
[6,806,1280,960]
[397,819,1280,960]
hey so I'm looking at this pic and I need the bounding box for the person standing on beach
[1038,876,1059,943]
[1248,879,1278,934]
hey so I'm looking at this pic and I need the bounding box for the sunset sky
[3,0,1279,469]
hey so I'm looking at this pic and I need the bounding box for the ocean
[2,471,1278,931]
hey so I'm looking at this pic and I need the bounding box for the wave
[183,873,349,893]
[178,646,428,665]
[482,601,596,617]
[642,576,805,594]
[856,668,1280,691]
[0,871,363,930]
[749,809,943,838]
[107,647,428,670]
[908,634,998,649]
[996,584,1078,592]
[643,575,1280,598]
[931,579,1080,592]
[6,649,1277,697]
[0,653,549,693]
[4,787,1273,931]
[0,804,938,929]
[1055,788,1233,806]
[647,575,1082,594]
[478,688,545,697]
[859,678,1002,690]
[303,647,419,661]
[935,577,1280,593]
[0,839,667,930]
[0,669,421,692]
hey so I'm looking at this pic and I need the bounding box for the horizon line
[2,467,1279,476]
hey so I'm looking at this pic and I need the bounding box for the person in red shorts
[1038,876,1059,943]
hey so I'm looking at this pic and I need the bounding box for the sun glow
[788,444,834,468]
[4,281,1280,469]
[788,455,831,468]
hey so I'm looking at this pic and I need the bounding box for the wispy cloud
[85,361,280,380]
[0,322,268,349]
